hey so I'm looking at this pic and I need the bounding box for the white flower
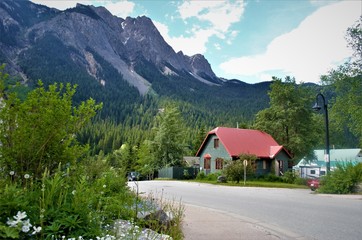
[14,211,27,221]
[22,225,30,233]
[9,171,15,175]
[31,226,42,235]
[103,185,107,188]
[22,219,32,228]
[24,174,30,179]
[72,190,76,195]
[6,219,18,227]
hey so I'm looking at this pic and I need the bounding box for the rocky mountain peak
[0,0,222,94]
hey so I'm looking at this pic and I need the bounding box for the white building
[295,149,362,178]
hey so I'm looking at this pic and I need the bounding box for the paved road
[128,181,362,240]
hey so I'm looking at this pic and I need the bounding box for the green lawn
[185,179,309,189]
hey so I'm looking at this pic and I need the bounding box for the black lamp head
[312,102,322,111]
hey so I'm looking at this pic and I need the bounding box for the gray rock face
[0,0,221,94]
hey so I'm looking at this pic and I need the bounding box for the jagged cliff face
[0,0,220,95]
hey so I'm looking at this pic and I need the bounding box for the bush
[282,171,297,184]
[259,173,283,182]
[0,161,134,239]
[196,171,206,180]
[206,173,220,181]
[319,162,362,194]
[294,177,308,186]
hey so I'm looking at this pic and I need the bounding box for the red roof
[196,127,291,159]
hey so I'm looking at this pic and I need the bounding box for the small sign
[324,154,330,162]
[243,160,248,166]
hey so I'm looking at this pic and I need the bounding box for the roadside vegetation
[318,163,362,194]
[0,15,360,240]
[194,169,308,189]
[0,67,184,239]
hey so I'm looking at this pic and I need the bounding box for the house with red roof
[195,127,292,176]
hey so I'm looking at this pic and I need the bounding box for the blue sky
[31,0,361,84]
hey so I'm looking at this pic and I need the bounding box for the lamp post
[312,93,330,174]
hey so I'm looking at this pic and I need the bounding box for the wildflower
[22,225,30,233]
[6,219,18,227]
[72,190,76,195]
[14,211,27,221]
[32,226,42,235]
[9,171,15,175]
[24,174,30,179]
[22,219,32,228]
[103,184,107,188]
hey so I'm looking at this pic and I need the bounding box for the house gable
[198,134,231,172]
[196,127,291,159]
[196,127,292,175]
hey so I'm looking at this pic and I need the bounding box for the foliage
[223,154,257,183]
[321,17,362,147]
[135,140,156,180]
[282,171,297,184]
[196,171,206,180]
[0,67,183,239]
[150,105,187,168]
[0,74,102,180]
[0,161,135,239]
[254,77,320,160]
[318,163,362,194]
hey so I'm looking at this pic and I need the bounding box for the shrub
[206,173,220,181]
[196,171,206,180]
[282,171,297,184]
[319,162,362,194]
[260,174,283,182]
[294,176,308,186]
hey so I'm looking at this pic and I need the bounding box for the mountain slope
[0,0,270,126]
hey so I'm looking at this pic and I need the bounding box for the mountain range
[0,0,278,127]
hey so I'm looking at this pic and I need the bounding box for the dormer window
[214,138,219,148]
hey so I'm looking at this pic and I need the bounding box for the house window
[204,158,211,170]
[310,170,316,174]
[215,158,223,170]
[214,138,219,148]
[263,160,267,170]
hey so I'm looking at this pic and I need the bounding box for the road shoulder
[182,204,283,240]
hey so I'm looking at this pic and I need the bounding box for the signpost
[243,160,248,186]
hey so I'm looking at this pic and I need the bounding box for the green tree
[253,77,320,160]
[150,106,187,168]
[0,73,102,180]
[191,125,208,155]
[223,154,257,183]
[321,17,362,146]
[136,140,156,179]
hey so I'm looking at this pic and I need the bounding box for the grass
[185,179,309,189]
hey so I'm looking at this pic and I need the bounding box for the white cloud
[155,0,245,56]
[220,1,361,83]
[178,1,245,33]
[102,1,135,18]
[154,21,215,55]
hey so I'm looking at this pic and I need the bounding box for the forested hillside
[0,0,359,161]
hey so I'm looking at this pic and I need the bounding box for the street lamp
[312,93,330,174]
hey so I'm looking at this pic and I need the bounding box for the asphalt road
[128,180,362,240]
